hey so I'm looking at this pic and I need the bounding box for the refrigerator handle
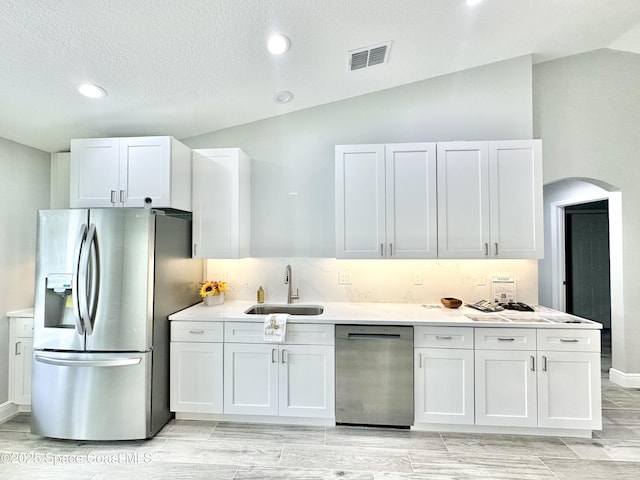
[71,223,88,335]
[78,223,97,336]
[34,355,141,368]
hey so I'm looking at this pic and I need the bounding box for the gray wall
[533,48,640,375]
[184,55,534,257]
[0,138,50,403]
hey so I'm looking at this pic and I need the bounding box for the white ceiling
[2,0,640,153]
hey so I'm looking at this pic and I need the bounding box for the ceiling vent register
[348,41,392,70]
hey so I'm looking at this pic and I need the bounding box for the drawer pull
[560,338,579,343]
[418,353,423,368]
[189,330,205,334]
[530,355,535,371]
[436,335,453,340]
[543,355,548,372]
[15,341,21,356]
[497,337,515,342]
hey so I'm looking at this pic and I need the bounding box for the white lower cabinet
[414,327,474,425]
[536,329,602,430]
[170,321,224,414]
[8,313,34,406]
[223,343,335,418]
[474,328,602,431]
[475,349,538,427]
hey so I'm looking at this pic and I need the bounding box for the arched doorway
[539,178,623,379]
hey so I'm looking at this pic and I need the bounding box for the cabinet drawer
[225,322,334,345]
[13,318,34,337]
[414,326,473,349]
[475,328,536,350]
[171,321,223,342]
[537,329,600,352]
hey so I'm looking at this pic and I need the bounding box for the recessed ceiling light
[273,91,294,104]
[78,83,107,98]
[267,33,291,55]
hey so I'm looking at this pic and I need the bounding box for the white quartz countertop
[169,301,602,329]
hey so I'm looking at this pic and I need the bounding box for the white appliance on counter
[31,208,202,440]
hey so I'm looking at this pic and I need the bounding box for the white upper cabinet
[191,148,250,259]
[70,136,192,211]
[437,140,543,259]
[335,143,437,259]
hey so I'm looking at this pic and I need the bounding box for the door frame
[547,183,623,382]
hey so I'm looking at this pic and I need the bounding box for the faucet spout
[284,264,300,304]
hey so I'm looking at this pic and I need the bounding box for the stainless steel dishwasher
[335,325,414,427]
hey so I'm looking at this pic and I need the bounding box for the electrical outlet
[413,272,423,285]
[338,271,351,285]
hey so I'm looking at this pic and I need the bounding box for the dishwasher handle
[347,333,402,340]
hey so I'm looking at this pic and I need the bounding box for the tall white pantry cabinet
[335,139,543,259]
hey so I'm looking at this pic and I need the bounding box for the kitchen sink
[244,304,324,316]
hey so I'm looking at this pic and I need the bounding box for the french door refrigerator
[31,208,202,440]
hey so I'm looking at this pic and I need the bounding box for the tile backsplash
[205,258,539,306]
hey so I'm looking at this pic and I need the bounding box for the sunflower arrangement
[199,280,228,297]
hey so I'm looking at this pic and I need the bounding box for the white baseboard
[609,368,640,388]
[0,402,19,423]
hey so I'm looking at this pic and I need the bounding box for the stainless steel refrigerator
[31,208,202,440]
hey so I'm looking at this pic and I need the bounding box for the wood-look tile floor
[2,343,640,479]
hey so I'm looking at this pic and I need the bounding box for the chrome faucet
[284,264,300,304]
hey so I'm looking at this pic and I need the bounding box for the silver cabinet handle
[497,337,515,342]
[281,349,287,364]
[530,355,535,371]
[560,338,579,343]
[110,190,117,204]
[542,355,548,372]
[389,243,393,256]
[120,190,126,204]
[271,348,278,364]
[436,336,452,340]
[484,243,489,256]
[380,243,384,257]
[15,341,21,356]
[494,243,499,256]
[193,243,198,256]
[189,330,205,334]
[418,353,423,368]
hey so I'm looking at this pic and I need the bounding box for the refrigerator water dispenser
[44,273,75,329]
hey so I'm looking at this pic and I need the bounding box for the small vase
[203,293,224,306]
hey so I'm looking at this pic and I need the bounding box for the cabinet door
[489,140,543,258]
[279,345,335,419]
[475,349,537,427]
[12,336,33,405]
[537,351,602,430]
[335,145,386,258]
[119,136,171,207]
[437,142,490,258]
[170,342,223,414]
[415,348,474,424]
[70,138,120,207]
[224,343,279,415]
[385,143,437,258]
[192,148,250,258]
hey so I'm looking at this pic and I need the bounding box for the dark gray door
[565,201,611,327]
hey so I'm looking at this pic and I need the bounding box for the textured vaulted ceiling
[1,0,640,153]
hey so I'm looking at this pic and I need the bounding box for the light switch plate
[338,271,351,285]
[413,272,423,285]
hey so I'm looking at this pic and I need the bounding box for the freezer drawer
[31,351,151,440]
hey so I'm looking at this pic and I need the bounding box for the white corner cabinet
[335,143,437,259]
[70,136,192,210]
[335,139,543,259]
[437,140,543,259]
[7,309,34,407]
[191,148,250,258]
[170,321,224,414]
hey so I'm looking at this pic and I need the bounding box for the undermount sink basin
[244,304,324,316]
